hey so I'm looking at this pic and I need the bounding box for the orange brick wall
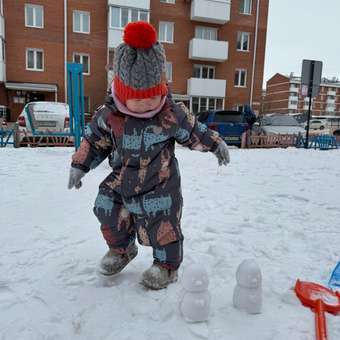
[150,0,269,112]
[2,0,269,120]
[3,0,107,121]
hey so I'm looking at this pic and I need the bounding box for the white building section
[190,0,231,24]
[108,0,150,10]
[107,1,150,48]
[189,38,228,62]
[108,28,123,49]
[327,89,336,96]
[187,78,226,97]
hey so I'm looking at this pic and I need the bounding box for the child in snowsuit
[67,22,230,289]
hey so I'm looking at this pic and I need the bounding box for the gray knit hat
[113,21,168,103]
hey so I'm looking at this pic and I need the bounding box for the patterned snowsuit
[71,95,222,269]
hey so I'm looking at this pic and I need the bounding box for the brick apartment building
[263,73,340,116]
[0,0,269,122]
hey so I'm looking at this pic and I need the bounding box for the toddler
[68,22,230,289]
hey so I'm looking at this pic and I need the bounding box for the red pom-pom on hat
[123,21,157,49]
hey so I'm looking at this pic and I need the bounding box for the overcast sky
[263,0,340,86]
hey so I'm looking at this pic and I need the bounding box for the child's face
[126,96,162,113]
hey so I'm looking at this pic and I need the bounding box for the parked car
[306,119,327,130]
[16,101,70,143]
[253,114,306,136]
[197,110,252,146]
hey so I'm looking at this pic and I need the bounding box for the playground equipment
[13,63,85,149]
[67,62,85,149]
[0,121,16,147]
[296,134,338,150]
[295,280,340,340]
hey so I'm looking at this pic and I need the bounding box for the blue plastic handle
[328,261,340,290]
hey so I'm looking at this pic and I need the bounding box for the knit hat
[113,21,168,103]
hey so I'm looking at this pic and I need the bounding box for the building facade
[1,0,107,121]
[0,0,269,122]
[263,73,340,116]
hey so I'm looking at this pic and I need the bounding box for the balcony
[108,28,123,49]
[327,89,336,96]
[108,0,150,10]
[289,85,299,92]
[191,0,231,25]
[187,78,226,97]
[288,101,298,110]
[304,97,313,103]
[326,106,335,112]
[327,98,336,104]
[189,38,228,62]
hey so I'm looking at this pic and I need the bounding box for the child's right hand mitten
[213,141,230,166]
[67,167,86,189]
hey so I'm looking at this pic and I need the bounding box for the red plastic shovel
[295,280,340,340]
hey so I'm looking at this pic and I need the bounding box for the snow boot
[98,244,138,276]
[141,264,178,290]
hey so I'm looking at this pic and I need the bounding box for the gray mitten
[214,141,230,166]
[68,167,86,189]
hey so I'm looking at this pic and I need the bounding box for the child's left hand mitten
[68,167,86,189]
[213,141,230,166]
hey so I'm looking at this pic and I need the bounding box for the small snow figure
[233,259,262,314]
[180,264,211,322]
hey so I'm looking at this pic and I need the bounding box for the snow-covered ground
[1,147,340,340]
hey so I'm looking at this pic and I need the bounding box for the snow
[1,147,340,339]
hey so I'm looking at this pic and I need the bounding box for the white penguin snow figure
[233,259,262,314]
[180,264,211,322]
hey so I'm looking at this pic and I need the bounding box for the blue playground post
[67,63,85,150]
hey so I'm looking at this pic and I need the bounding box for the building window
[160,0,175,3]
[159,22,174,43]
[73,11,90,34]
[200,98,207,112]
[25,4,44,28]
[216,98,224,110]
[237,32,250,51]
[239,0,252,15]
[195,26,217,40]
[73,53,90,75]
[0,106,7,119]
[191,97,224,114]
[193,65,215,79]
[110,6,149,28]
[192,97,199,113]
[166,62,172,82]
[235,104,244,112]
[26,48,44,71]
[234,69,247,87]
